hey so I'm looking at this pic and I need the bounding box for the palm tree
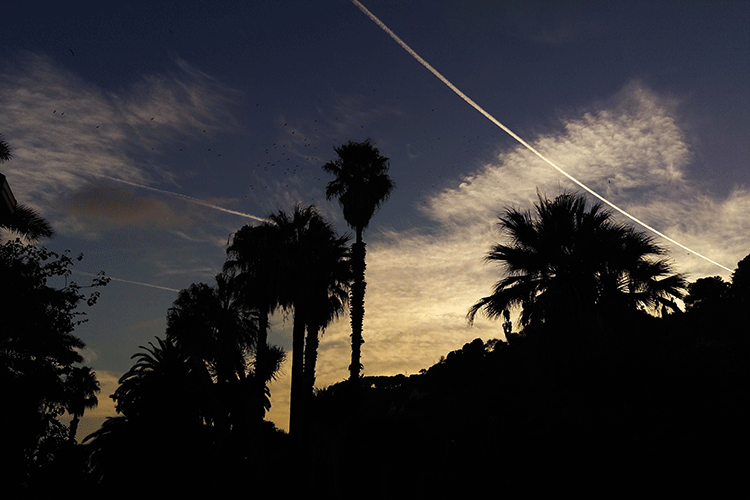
[165,273,286,449]
[468,192,686,347]
[1,135,54,242]
[112,336,209,425]
[268,205,351,435]
[323,139,395,382]
[64,366,100,442]
[167,276,258,386]
[301,221,351,413]
[225,221,285,421]
[0,204,55,242]
[89,361,216,493]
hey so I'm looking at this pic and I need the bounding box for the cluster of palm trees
[86,139,396,471]
[225,205,351,436]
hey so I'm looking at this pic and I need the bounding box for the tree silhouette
[225,221,287,423]
[0,133,10,162]
[299,217,350,429]
[87,336,217,493]
[684,276,730,313]
[323,139,394,382]
[731,254,750,304]
[64,366,100,443]
[165,273,285,448]
[0,135,54,242]
[0,239,107,490]
[268,205,351,435]
[111,337,209,425]
[468,192,686,355]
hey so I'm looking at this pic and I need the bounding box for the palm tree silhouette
[0,133,10,163]
[0,205,55,242]
[323,139,394,382]
[225,221,286,421]
[166,273,284,446]
[300,218,350,423]
[88,338,218,491]
[468,192,686,347]
[1,134,54,242]
[268,205,351,435]
[64,366,100,442]
[167,277,258,386]
[112,336,208,425]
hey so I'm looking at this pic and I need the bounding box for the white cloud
[309,81,750,403]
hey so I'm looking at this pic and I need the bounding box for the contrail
[75,270,180,293]
[96,174,268,223]
[351,0,732,273]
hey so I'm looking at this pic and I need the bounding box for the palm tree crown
[1,135,54,242]
[323,139,395,241]
[1,204,55,242]
[468,192,686,332]
[64,366,100,442]
[0,133,11,163]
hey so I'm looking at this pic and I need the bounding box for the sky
[2,0,749,436]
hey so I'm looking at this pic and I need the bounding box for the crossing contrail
[351,0,732,273]
[95,174,268,223]
[75,270,181,293]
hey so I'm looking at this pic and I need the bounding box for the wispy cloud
[0,53,242,236]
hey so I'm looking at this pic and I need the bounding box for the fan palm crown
[468,192,686,331]
[323,139,394,242]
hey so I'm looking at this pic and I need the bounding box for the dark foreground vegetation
[3,134,749,495]
[7,211,749,496]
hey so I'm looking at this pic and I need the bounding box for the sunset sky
[2,0,749,435]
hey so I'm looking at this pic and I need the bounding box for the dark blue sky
[2,0,748,433]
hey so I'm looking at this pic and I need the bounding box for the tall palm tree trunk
[289,302,307,436]
[349,236,366,383]
[69,415,81,442]
[303,325,320,398]
[246,307,270,451]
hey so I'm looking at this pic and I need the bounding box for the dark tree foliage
[226,205,350,437]
[266,205,350,436]
[0,132,11,162]
[0,239,107,492]
[85,272,288,494]
[468,191,687,371]
[65,366,100,442]
[69,188,750,495]
[0,136,54,242]
[685,275,730,312]
[87,338,219,494]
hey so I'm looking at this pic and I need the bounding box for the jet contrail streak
[351,0,732,273]
[96,174,268,223]
[75,270,181,293]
